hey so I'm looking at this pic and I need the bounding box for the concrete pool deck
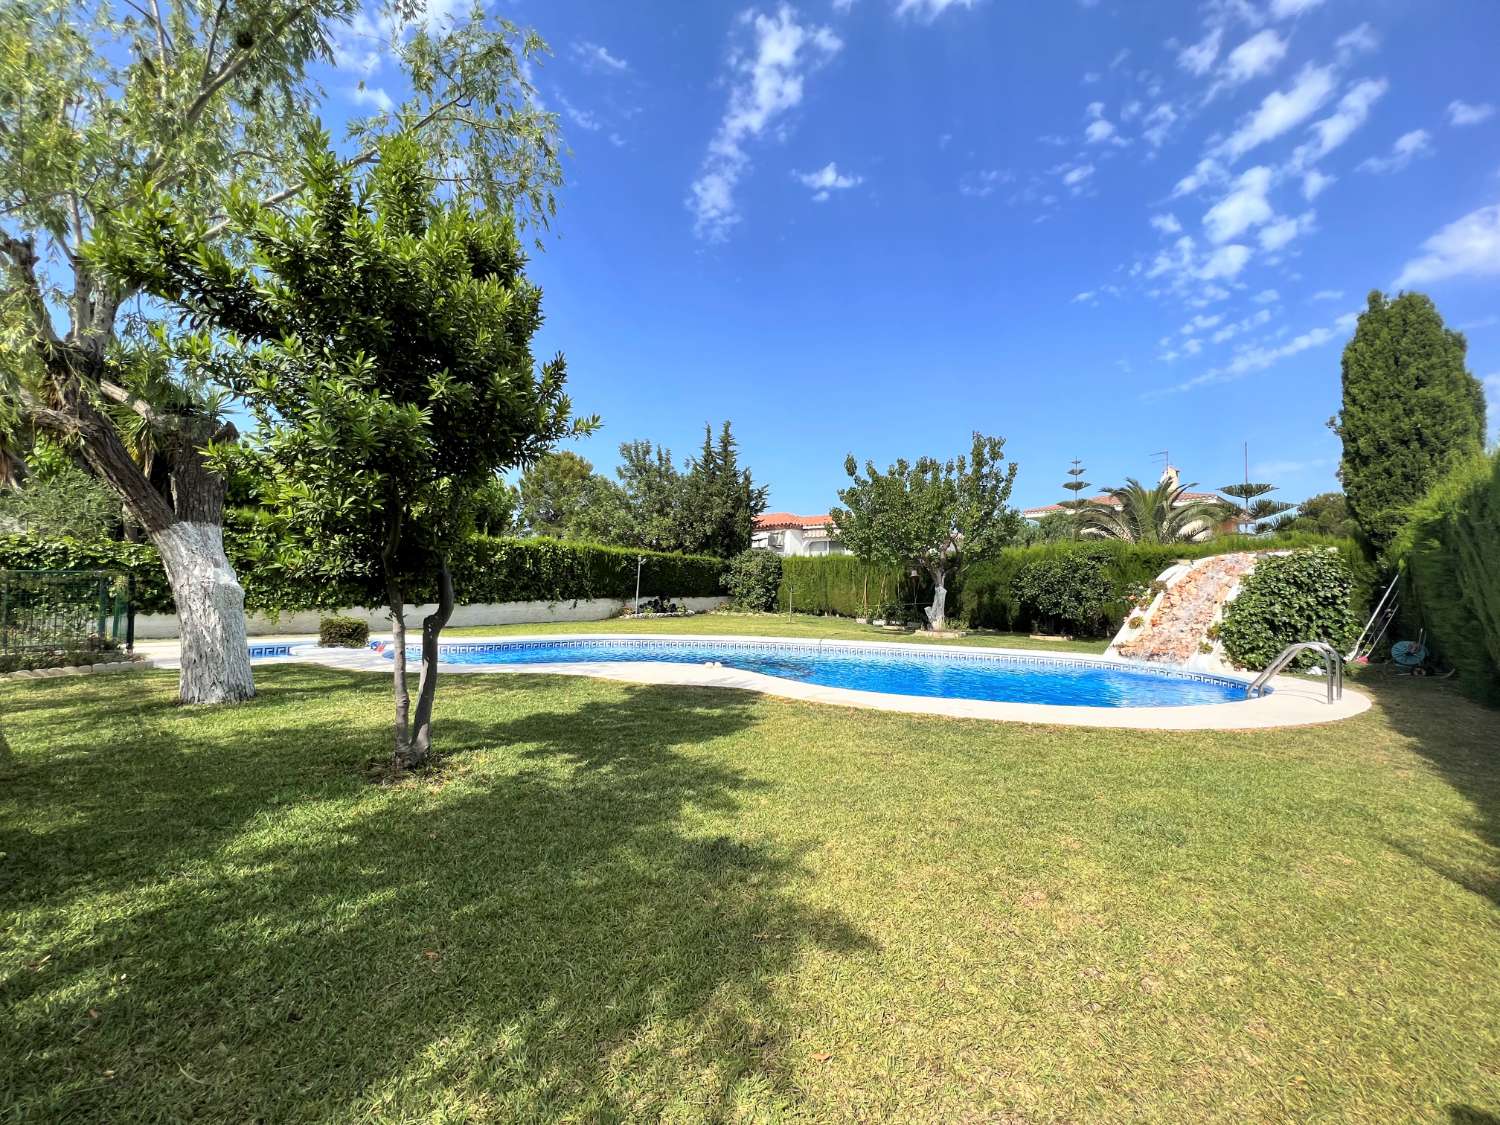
[270,632,1372,732]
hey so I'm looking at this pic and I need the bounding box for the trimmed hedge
[319,616,370,648]
[0,534,725,616]
[1395,451,1500,706]
[779,555,927,618]
[1218,550,1359,670]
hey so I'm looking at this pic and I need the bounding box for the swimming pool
[382,638,1254,709]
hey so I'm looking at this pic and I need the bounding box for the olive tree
[108,135,590,765]
[832,433,1020,631]
[0,0,561,703]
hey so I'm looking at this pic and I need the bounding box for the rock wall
[1106,552,1263,673]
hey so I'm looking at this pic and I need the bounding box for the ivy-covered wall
[0,534,726,616]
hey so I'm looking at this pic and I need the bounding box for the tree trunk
[924,565,949,632]
[386,574,412,757]
[154,519,254,703]
[399,559,455,769]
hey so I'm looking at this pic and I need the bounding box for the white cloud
[557,93,601,132]
[1269,0,1326,18]
[1289,78,1387,170]
[1302,169,1335,199]
[1218,65,1337,161]
[794,161,862,201]
[1177,28,1223,76]
[1199,243,1252,280]
[1448,100,1496,127]
[1172,156,1226,198]
[1157,312,1348,395]
[572,41,629,73]
[1311,288,1343,301]
[833,0,855,10]
[895,0,978,20]
[1221,29,1288,86]
[1253,288,1280,303]
[1335,23,1378,61]
[1393,203,1500,288]
[349,84,394,112]
[1060,163,1095,191]
[1141,103,1178,148]
[1182,312,1224,334]
[1358,129,1432,175]
[1212,307,1274,343]
[688,7,843,241]
[1085,118,1117,144]
[1258,211,1314,253]
[959,168,1015,197]
[1151,213,1184,235]
[1203,166,1274,243]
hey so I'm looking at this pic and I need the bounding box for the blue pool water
[389,639,1252,709]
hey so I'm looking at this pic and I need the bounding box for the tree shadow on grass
[1357,669,1500,910]
[1,667,873,1121]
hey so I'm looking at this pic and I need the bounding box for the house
[751,513,848,557]
[1022,466,1236,539]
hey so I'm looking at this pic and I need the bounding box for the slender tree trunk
[386,575,412,757]
[925,563,949,632]
[401,558,455,769]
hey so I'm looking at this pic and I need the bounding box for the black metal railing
[0,570,131,656]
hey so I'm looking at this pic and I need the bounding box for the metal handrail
[1248,641,1343,703]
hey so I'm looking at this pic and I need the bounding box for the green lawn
[445,609,1108,654]
[2,659,1498,1121]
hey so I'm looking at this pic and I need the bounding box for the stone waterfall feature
[1106,552,1263,673]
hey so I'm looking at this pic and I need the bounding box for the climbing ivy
[1218,550,1358,670]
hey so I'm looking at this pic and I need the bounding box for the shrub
[722,549,782,611]
[1394,450,1499,706]
[779,555,926,618]
[1012,549,1117,636]
[319,616,369,648]
[0,647,127,675]
[1218,550,1358,670]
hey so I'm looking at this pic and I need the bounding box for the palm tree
[1077,477,1230,544]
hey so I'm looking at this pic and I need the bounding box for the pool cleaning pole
[635,555,643,614]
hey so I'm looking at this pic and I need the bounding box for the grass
[2,656,1499,1121]
[444,609,1109,654]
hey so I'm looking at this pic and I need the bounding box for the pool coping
[293,632,1372,731]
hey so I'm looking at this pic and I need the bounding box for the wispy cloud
[1358,129,1432,175]
[1177,27,1223,77]
[688,6,843,242]
[1217,65,1337,161]
[959,168,1015,197]
[1203,165,1274,243]
[794,161,863,201]
[1289,78,1387,171]
[1448,99,1496,127]
[1393,203,1500,288]
[1269,0,1327,18]
[557,93,601,132]
[349,84,394,113]
[1153,310,1355,396]
[895,0,979,21]
[1219,29,1288,87]
[572,40,630,73]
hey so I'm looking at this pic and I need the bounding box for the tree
[613,440,685,553]
[472,476,519,538]
[679,422,767,557]
[1078,478,1227,544]
[110,135,589,766]
[1059,458,1091,540]
[1332,290,1486,556]
[519,451,598,537]
[0,0,562,703]
[832,433,1020,632]
[0,438,120,539]
[1219,481,1292,534]
[1271,492,1357,538]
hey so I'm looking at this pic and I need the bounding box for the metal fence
[0,570,131,655]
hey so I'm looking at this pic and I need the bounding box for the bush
[722,549,782,611]
[1394,450,1499,706]
[1218,550,1358,670]
[779,555,926,617]
[1012,549,1116,636]
[319,616,369,648]
[0,647,127,675]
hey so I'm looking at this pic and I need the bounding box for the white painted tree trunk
[925,569,949,632]
[153,521,255,704]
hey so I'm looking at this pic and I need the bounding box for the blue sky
[328,0,1500,513]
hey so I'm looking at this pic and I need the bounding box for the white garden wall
[131,596,729,639]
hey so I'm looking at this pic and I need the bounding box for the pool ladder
[1248,642,1344,703]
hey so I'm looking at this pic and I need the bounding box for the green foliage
[0,535,173,612]
[318,616,369,648]
[1334,290,1487,556]
[960,534,1371,639]
[1219,481,1293,534]
[1272,492,1357,539]
[1218,550,1359,670]
[722,549,782,612]
[1077,477,1229,543]
[1394,451,1500,706]
[1012,549,1117,636]
[1016,510,1075,545]
[778,556,927,619]
[519,452,602,537]
[0,648,127,674]
[0,449,119,540]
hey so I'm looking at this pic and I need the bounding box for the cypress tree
[1332,290,1486,556]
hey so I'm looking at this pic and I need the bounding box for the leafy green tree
[1017,510,1074,545]
[519,451,598,537]
[0,0,562,703]
[1078,478,1227,544]
[613,440,685,553]
[1271,492,1357,538]
[472,476,519,538]
[1219,481,1292,534]
[0,438,119,539]
[109,135,590,766]
[679,422,767,557]
[832,433,1020,631]
[1332,290,1486,556]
